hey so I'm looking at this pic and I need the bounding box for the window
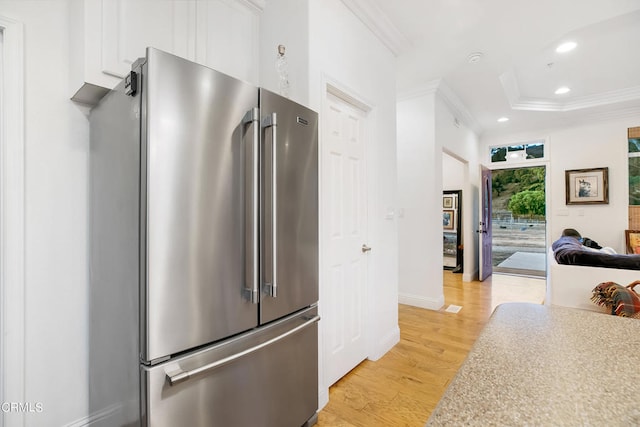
[490,140,545,164]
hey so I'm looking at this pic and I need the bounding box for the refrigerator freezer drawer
[141,306,319,427]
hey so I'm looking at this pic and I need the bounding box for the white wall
[259,0,310,106]
[443,152,465,191]
[308,0,400,408]
[0,1,90,425]
[397,88,481,309]
[397,93,444,308]
[481,116,638,254]
[435,95,480,281]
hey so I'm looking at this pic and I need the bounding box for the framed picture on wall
[565,167,609,205]
[625,230,640,254]
[443,196,454,209]
[443,232,457,256]
[443,209,455,230]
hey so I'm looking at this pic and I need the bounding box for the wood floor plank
[316,272,544,427]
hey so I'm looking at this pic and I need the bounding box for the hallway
[317,272,546,426]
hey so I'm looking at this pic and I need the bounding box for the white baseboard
[398,292,445,310]
[463,269,477,282]
[64,404,123,427]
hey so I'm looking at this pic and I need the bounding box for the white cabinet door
[71,0,263,105]
[70,0,192,103]
[99,0,192,79]
[194,0,261,85]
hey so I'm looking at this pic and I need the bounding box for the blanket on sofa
[591,281,640,317]
[552,236,640,270]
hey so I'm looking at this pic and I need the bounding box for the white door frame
[0,14,26,424]
[318,75,373,409]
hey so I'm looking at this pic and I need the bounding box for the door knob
[362,244,372,253]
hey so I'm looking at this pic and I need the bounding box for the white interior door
[323,91,368,387]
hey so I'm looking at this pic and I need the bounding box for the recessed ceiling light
[555,86,571,95]
[556,41,577,53]
[497,117,509,123]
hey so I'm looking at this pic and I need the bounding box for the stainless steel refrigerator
[88,48,319,427]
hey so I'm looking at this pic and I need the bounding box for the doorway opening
[491,166,546,277]
[442,190,462,272]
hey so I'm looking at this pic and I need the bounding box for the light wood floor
[316,271,545,427]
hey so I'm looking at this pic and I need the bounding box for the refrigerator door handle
[165,314,320,386]
[262,113,278,298]
[242,108,260,304]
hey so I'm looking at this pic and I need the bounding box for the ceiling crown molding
[583,104,640,123]
[435,80,482,134]
[484,104,640,140]
[498,70,522,107]
[398,79,483,135]
[500,68,640,112]
[397,79,441,101]
[340,0,410,56]
[236,0,265,12]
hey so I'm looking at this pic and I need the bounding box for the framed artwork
[443,196,454,209]
[565,167,609,205]
[625,230,640,254]
[443,209,455,230]
[443,232,457,256]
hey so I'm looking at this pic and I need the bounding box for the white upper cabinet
[100,1,192,79]
[194,0,262,85]
[71,0,264,105]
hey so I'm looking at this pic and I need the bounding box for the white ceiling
[341,0,640,136]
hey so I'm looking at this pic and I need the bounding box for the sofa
[546,247,640,312]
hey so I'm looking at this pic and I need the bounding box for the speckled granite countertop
[426,303,640,426]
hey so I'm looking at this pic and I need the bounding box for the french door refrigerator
[88,48,319,427]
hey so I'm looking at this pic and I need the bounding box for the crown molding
[578,104,640,123]
[482,104,640,139]
[397,79,441,101]
[340,0,410,56]
[436,80,482,135]
[397,79,482,134]
[499,69,521,107]
[238,0,265,12]
[500,68,640,112]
